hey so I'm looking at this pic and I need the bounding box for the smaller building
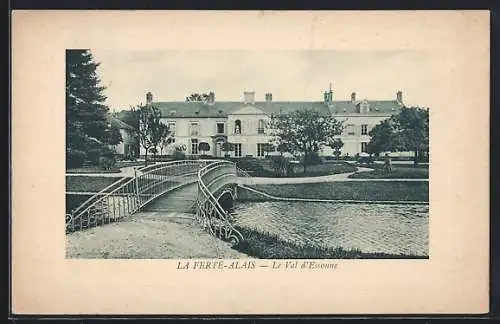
[110,117,139,158]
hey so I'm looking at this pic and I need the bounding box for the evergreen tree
[66,49,114,167]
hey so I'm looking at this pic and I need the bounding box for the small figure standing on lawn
[383,153,392,176]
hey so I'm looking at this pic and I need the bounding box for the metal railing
[65,160,208,233]
[66,159,246,247]
[195,160,244,245]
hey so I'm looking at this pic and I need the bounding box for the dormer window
[235,120,242,134]
[361,100,370,113]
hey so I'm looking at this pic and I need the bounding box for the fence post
[134,167,140,209]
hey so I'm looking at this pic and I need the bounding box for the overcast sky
[90,50,431,112]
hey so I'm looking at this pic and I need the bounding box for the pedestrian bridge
[65,160,250,245]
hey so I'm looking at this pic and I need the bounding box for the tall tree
[391,107,429,164]
[138,104,162,165]
[66,49,115,167]
[269,109,344,175]
[329,138,344,160]
[367,107,429,164]
[367,119,396,157]
[157,123,172,157]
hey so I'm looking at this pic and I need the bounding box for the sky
[90,50,432,112]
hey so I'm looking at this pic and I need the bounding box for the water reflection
[231,202,429,256]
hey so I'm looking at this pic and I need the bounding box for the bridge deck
[66,184,249,259]
[143,183,198,213]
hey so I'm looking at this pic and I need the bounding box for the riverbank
[232,226,427,259]
[237,180,429,203]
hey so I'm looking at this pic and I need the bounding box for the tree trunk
[414,148,419,166]
[144,149,148,166]
[303,151,307,175]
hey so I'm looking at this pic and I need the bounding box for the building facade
[140,88,405,158]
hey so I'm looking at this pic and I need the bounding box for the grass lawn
[349,166,429,179]
[233,226,427,259]
[244,181,429,202]
[242,160,357,178]
[66,167,122,174]
[66,194,94,213]
[66,176,128,192]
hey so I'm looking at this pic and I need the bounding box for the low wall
[237,181,429,203]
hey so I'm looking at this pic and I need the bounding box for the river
[231,201,429,256]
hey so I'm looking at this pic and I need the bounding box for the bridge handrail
[67,160,207,231]
[197,160,243,244]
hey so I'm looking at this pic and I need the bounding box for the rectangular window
[167,122,176,136]
[361,124,368,135]
[190,122,200,137]
[258,119,265,134]
[191,139,199,155]
[216,122,225,134]
[361,142,368,153]
[234,143,242,157]
[257,143,266,157]
[346,124,355,136]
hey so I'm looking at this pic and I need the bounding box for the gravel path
[66,211,249,259]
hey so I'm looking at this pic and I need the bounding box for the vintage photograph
[65,49,430,260]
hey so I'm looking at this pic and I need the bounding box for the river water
[231,201,429,256]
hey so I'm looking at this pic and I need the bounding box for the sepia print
[12,10,489,315]
[65,50,430,260]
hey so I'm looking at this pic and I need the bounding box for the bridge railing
[195,160,243,245]
[66,160,208,233]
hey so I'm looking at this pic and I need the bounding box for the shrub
[301,151,323,166]
[270,156,291,177]
[66,149,86,168]
[173,150,186,160]
[235,157,265,172]
[356,155,374,165]
[98,156,115,170]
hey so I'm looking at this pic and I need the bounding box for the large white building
[139,87,406,158]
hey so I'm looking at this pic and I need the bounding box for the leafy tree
[329,138,344,160]
[262,143,276,157]
[186,92,212,103]
[391,107,429,164]
[172,143,187,160]
[198,142,211,155]
[105,124,123,146]
[367,119,395,157]
[66,49,115,167]
[117,108,140,131]
[367,107,429,164]
[157,123,172,157]
[269,109,344,175]
[138,104,162,165]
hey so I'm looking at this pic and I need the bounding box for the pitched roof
[152,100,402,118]
[329,100,402,115]
[110,117,135,131]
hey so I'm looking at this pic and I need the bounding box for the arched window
[235,120,241,134]
[258,119,265,134]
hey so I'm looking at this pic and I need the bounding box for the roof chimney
[396,90,403,104]
[244,91,255,105]
[324,83,333,105]
[208,91,215,105]
[351,92,356,103]
[265,93,273,102]
[146,92,153,105]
